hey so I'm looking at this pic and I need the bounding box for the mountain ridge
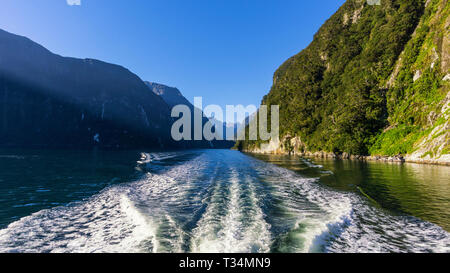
[145,82,193,109]
[0,28,229,149]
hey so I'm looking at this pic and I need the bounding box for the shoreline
[242,150,450,166]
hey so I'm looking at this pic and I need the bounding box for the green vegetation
[373,0,449,156]
[237,0,449,158]
[369,124,429,156]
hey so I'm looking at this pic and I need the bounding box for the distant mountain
[211,119,240,141]
[0,28,176,149]
[146,82,192,109]
[237,0,449,164]
[146,82,236,146]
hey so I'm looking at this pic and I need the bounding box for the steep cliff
[238,0,449,164]
[0,28,175,149]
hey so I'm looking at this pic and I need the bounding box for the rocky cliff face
[387,0,450,164]
[0,28,176,149]
[238,0,449,165]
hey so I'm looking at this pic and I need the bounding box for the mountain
[146,82,193,109]
[208,118,240,141]
[237,0,449,164]
[145,81,236,147]
[0,28,177,149]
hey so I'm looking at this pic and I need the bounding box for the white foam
[258,162,450,253]
[1,151,448,253]
[0,151,206,253]
[0,187,158,253]
[301,158,323,168]
[191,170,272,253]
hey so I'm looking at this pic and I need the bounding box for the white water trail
[258,162,450,253]
[0,151,205,253]
[191,169,271,253]
[1,150,448,253]
[0,187,159,253]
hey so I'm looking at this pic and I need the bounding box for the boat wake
[0,150,448,253]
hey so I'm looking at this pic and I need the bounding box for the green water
[251,153,450,232]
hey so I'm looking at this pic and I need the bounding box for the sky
[0,0,345,121]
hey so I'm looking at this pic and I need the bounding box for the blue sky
[0,0,345,120]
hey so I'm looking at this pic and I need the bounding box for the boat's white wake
[0,150,448,253]
[190,170,272,253]
[0,187,158,253]
[259,162,450,253]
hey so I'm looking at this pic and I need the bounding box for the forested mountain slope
[238,0,449,164]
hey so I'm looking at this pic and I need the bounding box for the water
[0,149,448,253]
